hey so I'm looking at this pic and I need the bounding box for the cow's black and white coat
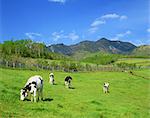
[49,73,54,85]
[103,82,109,93]
[20,75,43,102]
[64,76,72,88]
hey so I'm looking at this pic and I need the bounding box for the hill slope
[131,45,150,57]
[48,38,136,55]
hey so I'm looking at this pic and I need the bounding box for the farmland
[116,58,150,66]
[0,68,149,118]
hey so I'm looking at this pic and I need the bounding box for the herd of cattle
[20,73,109,102]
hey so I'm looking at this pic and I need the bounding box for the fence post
[19,63,21,69]
[13,62,15,68]
[6,61,9,67]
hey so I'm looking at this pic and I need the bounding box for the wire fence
[0,59,147,72]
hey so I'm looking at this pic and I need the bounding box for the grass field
[0,68,149,118]
[116,58,150,66]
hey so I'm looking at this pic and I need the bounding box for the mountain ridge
[47,38,137,55]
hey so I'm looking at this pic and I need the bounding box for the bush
[116,62,137,69]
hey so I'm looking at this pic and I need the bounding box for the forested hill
[0,40,69,60]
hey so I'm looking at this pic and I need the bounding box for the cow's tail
[41,79,43,84]
[39,76,43,85]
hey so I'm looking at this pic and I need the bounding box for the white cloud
[25,32,42,39]
[89,19,105,34]
[120,15,128,20]
[67,32,79,41]
[101,13,120,19]
[48,0,66,4]
[88,13,127,34]
[91,20,105,27]
[111,30,131,41]
[147,28,150,33]
[88,27,99,33]
[116,30,131,37]
[51,32,63,41]
[51,30,79,41]
[101,13,127,20]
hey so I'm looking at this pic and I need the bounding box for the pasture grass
[116,58,150,66]
[0,68,149,118]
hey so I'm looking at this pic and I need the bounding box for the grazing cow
[49,73,54,85]
[64,76,72,88]
[129,71,133,75]
[103,82,109,93]
[20,75,43,102]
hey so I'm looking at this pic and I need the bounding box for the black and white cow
[20,75,43,102]
[103,82,109,93]
[64,76,72,88]
[49,73,54,85]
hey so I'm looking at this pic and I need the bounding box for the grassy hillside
[0,68,149,118]
[116,58,150,66]
[82,52,121,65]
[131,45,150,57]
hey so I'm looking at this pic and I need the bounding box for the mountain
[47,38,137,55]
[47,43,72,55]
[131,45,150,57]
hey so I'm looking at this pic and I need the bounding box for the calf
[20,75,43,102]
[64,76,72,88]
[49,73,55,85]
[103,82,109,93]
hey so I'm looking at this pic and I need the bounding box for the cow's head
[104,82,109,87]
[20,88,28,101]
[50,73,54,78]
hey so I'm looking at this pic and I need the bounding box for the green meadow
[0,68,149,118]
[116,58,150,66]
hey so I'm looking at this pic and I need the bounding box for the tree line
[0,39,69,60]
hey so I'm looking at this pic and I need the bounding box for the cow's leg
[107,88,109,93]
[41,90,43,101]
[103,87,107,93]
[52,80,54,85]
[67,83,69,88]
[65,81,68,88]
[68,83,71,88]
[33,89,37,102]
[37,90,40,101]
[38,89,42,101]
[38,86,43,101]
[31,94,34,102]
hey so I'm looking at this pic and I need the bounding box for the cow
[49,73,55,85]
[129,71,133,75]
[103,82,109,93]
[64,76,72,88]
[20,75,43,102]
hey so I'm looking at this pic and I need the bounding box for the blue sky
[0,0,149,45]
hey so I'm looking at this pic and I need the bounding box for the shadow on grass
[69,87,75,89]
[50,83,57,85]
[90,100,102,105]
[57,104,63,108]
[43,98,53,102]
[23,98,53,102]
[31,108,49,111]
[24,98,31,101]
